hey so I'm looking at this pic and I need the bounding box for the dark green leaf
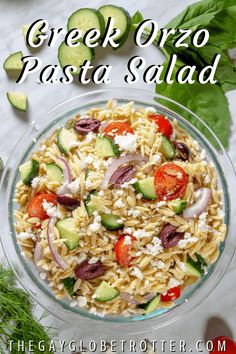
[131,11,144,31]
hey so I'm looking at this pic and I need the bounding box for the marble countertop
[0,0,236,353]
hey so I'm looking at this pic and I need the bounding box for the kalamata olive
[74,118,101,135]
[75,259,105,280]
[56,195,80,210]
[174,141,190,161]
[110,165,135,187]
[160,223,184,248]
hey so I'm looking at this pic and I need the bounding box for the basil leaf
[131,11,144,31]
[156,58,231,148]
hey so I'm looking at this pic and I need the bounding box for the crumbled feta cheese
[168,278,180,289]
[135,251,142,257]
[152,154,162,165]
[42,200,58,218]
[98,190,105,197]
[136,193,143,200]
[57,284,64,291]
[145,237,163,255]
[131,266,143,280]
[128,209,141,217]
[133,229,148,239]
[40,144,46,151]
[57,178,80,195]
[77,296,87,307]
[198,212,208,232]
[89,214,101,232]
[123,227,134,234]
[156,260,165,269]
[114,198,125,208]
[178,237,198,248]
[31,177,41,189]
[121,178,138,189]
[69,140,80,149]
[145,106,156,113]
[179,262,187,272]
[124,235,132,245]
[84,155,94,164]
[204,175,211,184]
[113,189,124,197]
[93,160,102,169]
[40,273,47,280]
[102,157,114,168]
[17,232,35,240]
[85,132,95,142]
[114,134,137,152]
[217,209,225,219]
[177,171,183,179]
[156,201,166,208]
[88,257,99,264]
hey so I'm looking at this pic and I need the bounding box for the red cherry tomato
[114,234,136,267]
[160,285,181,302]
[28,192,57,221]
[149,114,173,139]
[154,163,188,201]
[103,122,134,139]
[211,337,236,354]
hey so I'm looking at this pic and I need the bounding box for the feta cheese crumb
[123,227,134,234]
[17,232,35,240]
[128,208,141,217]
[31,177,41,189]
[88,257,99,264]
[121,178,138,189]
[114,198,125,208]
[133,229,148,239]
[168,278,180,289]
[124,235,132,245]
[89,214,102,232]
[145,106,156,113]
[152,154,162,165]
[42,200,58,218]
[40,273,47,280]
[131,266,143,280]
[156,260,165,269]
[114,134,137,152]
[85,132,95,142]
[198,212,208,232]
[77,296,87,307]
[179,262,187,272]
[204,174,211,184]
[145,237,164,255]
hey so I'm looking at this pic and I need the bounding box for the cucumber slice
[58,41,94,75]
[99,5,131,48]
[56,218,80,250]
[3,51,23,73]
[85,191,98,216]
[22,24,42,45]
[133,177,157,200]
[94,281,119,302]
[159,135,175,160]
[172,200,187,215]
[101,213,123,230]
[46,163,64,183]
[185,253,207,277]
[143,295,161,314]
[95,135,120,157]
[67,8,105,41]
[19,159,39,185]
[57,128,78,155]
[7,92,28,112]
[63,277,76,296]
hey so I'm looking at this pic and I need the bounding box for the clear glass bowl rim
[0,87,236,335]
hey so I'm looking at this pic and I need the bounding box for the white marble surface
[0,0,236,353]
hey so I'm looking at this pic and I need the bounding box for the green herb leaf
[156,58,231,148]
[131,11,144,31]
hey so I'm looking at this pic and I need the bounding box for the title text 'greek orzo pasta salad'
[15,100,226,317]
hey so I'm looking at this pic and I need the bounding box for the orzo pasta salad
[15,100,226,317]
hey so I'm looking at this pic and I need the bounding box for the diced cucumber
[22,24,42,45]
[58,41,94,75]
[94,281,119,302]
[46,163,64,183]
[172,200,187,215]
[159,135,175,160]
[85,191,98,216]
[143,295,161,314]
[133,177,157,200]
[3,51,23,73]
[57,128,78,155]
[19,159,39,185]
[63,277,76,296]
[99,5,131,48]
[95,135,120,157]
[67,8,105,41]
[101,213,123,230]
[7,92,28,112]
[56,217,80,250]
[185,253,207,277]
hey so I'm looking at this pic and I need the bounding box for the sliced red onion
[143,292,156,301]
[47,218,67,270]
[56,195,80,210]
[101,153,148,189]
[183,188,212,219]
[56,157,72,184]
[34,241,44,273]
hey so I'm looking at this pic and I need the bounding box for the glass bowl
[0,88,236,334]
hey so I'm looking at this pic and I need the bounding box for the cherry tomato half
[210,337,236,354]
[114,234,136,267]
[160,285,181,302]
[28,192,57,221]
[154,163,188,201]
[149,114,173,139]
[103,122,134,139]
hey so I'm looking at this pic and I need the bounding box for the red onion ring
[120,292,144,305]
[34,241,44,273]
[47,218,67,270]
[56,157,72,184]
[183,188,212,219]
[101,153,148,189]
